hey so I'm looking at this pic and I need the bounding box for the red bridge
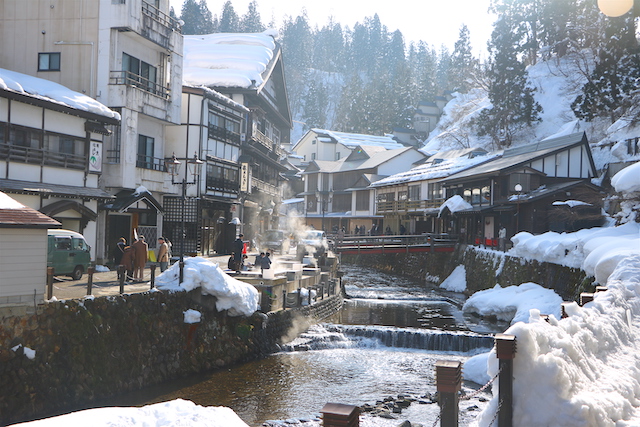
[331,234,459,255]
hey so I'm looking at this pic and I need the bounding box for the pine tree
[179,0,214,35]
[240,1,265,33]
[218,1,240,33]
[302,79,328,130]
[478,14,542,148]
[572,14,640,124]
[449,25,479,93]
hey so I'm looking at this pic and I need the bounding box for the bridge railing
[332,233,459,252]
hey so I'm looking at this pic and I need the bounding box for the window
[137,134,155,169]
[356,191,369,210]
[311,152,316,160]
[38,53,61,71]
[123,53,158,92]
[409,185,420,201]
[335,152,341,160]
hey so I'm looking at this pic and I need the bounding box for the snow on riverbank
[155,256,259,317]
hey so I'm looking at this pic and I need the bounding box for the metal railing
[136,154,166,171]
[109,70,170,99]
[208,124,241,144]
[333,233,459,253]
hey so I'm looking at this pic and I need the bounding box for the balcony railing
[376,199,445,214]
[136,154,166,171]
[208,125,241,145]
[140,1,181,48]
[109,70,169,99]
[206,177,239,194]
[250,122,273,150]
[252,178,280,197]
[0,143,85,170]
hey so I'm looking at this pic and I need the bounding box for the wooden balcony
[375,199,445,215]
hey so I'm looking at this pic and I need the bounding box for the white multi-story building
[0,0,183,263]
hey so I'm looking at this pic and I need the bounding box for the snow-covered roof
[310,128,404,150]
[183,30,278,89]
[371,152,499,187]
[307,147,416,174]
[0,68,120,121]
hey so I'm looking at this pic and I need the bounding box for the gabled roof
[306,129,404,150]
[442,132,594,184]
[371,152,499,188]
[101,189,164,213]
[182,30,291,126]
[303,147,418,174]
[0,192,61,229]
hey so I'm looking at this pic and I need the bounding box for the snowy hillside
[423,52,640,170]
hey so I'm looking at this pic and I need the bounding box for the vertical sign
[89,141,102,173]
[240,162,249,192]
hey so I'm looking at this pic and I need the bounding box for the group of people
[113,235,171,282]
[227,250,272,274]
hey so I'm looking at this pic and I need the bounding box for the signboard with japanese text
[240,162,250,192]
[89,141,102,173]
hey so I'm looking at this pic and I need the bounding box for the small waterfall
[282,323,494,354]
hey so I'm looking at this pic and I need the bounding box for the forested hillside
[174,0,640,154]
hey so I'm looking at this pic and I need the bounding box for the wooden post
[435,360,462,427]
[495,333,517,427]
[561,302,572,318]
[86,266,95,295]
[298,285,302,307]
[119,265,125,294]
[282,289,287,310]
[321,403,360,427]
[46,267,54,300]
[150,264,156,289]
[580,292,594,306]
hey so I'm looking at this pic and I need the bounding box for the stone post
[86,266,95,295]
[150,264,156,289]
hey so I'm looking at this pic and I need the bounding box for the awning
[100,189,164,213]
[0,178,114,200]
[40,200,98,221]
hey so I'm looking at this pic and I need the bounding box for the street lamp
[598,0,633,17]
[165,152,203,283]
[514,183,523,233]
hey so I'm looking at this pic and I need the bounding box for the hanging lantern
[597,0,633,17]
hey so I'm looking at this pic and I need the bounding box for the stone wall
[342,244,593,301]
[0,289,343,426]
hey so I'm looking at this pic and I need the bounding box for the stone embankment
[0,288,343,426]
[342,244,593,300]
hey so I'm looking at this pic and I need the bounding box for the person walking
[113,237,126,280]
[132,235,148,281]
[120,245,135,282]
[156,237,170,272]
[233,234,244,273]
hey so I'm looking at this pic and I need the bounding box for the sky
[170,0,496,56]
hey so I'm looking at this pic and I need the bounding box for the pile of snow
[11,399,250,427]
[439,194,472,216]
[439,264,467,292]
[183,309,202,324]
[0,68,120,120]
[462,282,562,324]
[155,257,259,317]
[464,254,640,426]
[612,161,640,195]
[183,30,278,89]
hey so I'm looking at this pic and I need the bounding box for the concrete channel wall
[0,288,343,426]
[341,244,594,301]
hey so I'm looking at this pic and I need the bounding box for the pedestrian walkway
[49,254,231,300]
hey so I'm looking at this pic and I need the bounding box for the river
[100,264,504,426]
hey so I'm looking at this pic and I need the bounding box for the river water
[102,265,504,426]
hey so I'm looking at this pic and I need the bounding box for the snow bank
[439,265,467,292]
[462,282,562,324]
[511,222,640,284]
[472,255,640,427]
[611,161,640,194]
[155,257,259,317]
[11,399,250,427]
